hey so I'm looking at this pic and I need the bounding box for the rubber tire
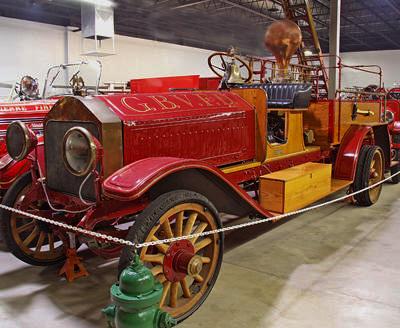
[118,190,224,323]
[0,172,66,266]
[353,145,383,206]
[391,150,400,184]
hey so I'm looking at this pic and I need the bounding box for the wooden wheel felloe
[353,145,384,206]
[0,172,66,265]
[118,190,223,322]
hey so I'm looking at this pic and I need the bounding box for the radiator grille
[45,120,100,200]
[393,134,400,145]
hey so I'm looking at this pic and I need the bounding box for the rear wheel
[0,172,67,266]
[391,149,400,184]
[118,190,223,322]
[353,145,384,206]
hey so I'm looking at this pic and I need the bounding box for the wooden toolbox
[259,162,332,214]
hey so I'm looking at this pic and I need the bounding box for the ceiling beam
[219,0,278,22]
[172,0,211,9]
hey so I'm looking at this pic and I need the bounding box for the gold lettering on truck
[122,96,157,112]
[148,96,179,110]
[172,94,195,108]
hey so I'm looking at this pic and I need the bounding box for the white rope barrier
[0,169,399,249]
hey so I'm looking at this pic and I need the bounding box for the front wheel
[118,190,223,323]
[353,145,384,206]
[0,172,67,266]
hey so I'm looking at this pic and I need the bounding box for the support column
[328,0,341,99]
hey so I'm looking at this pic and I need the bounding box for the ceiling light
[78,0,116,7]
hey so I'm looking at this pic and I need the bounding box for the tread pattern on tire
[353,145,383,206]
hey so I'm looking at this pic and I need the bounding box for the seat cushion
[231,83,312,109]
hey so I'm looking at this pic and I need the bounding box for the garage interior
[0,1,400,328]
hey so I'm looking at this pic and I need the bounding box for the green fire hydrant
[102,254,177,328]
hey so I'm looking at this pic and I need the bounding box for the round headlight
[6,121,37,161]
[63,127,97,176]
[385,110,395,124]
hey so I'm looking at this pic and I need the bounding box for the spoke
[48,233,55,252]
[180,279,191,298]
[219,55,227,68]
[371,159,376,169]
[201,256,211,264]
[151,265,164,276]
[193,274,204,283]
[170,282,179,308]
[150,236,169,254]
[35,232,46,253]
[23,226,39,247]
[175,211,184,237]
[194,237,212,253]
[162,219,174,239]
[183,213,198,236]
[16,221,35,233]
[160,281,171,307]
[143,254,165,264]
[191,222,208,244]
[158,274,167,284]
[211,65,224,72]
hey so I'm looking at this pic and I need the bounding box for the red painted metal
[0,100,55,157]
[103,156,274,218]
[163,240,195,282]
[97,92,256,166]
[199,77,221,90]
[130,75,200,93]
[333,125,373,180]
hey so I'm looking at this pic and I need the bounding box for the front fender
[334,123,391,180]
[103,157,274,218]
[0,155,30,190]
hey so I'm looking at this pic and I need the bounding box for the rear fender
[103,157,273,217]
[334,124,391,180]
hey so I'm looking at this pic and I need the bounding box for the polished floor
[0,182,399,328]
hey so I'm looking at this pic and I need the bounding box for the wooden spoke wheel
[353,145,384,206]
[0,172,66,266]
[208,52,252,83]
[118,190,223,322]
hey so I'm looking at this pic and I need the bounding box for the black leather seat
[231,83,312,109]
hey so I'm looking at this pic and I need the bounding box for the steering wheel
[70,72,86,96]
[208,51,253,83]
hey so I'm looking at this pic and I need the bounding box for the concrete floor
[0,183,399,328]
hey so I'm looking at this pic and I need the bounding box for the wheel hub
[164,240,200,282]
[36,220,52,233]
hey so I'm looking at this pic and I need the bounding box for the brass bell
[227,61,245,84]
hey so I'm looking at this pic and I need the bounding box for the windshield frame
[42,60,102,99]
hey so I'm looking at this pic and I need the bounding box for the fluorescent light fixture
[304,50,313,56]
[78,0,116,7]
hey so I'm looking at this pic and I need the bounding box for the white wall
[340,50,400,89]
[0,16,399,92]
[0,17,67,92]
[0,16,213,93]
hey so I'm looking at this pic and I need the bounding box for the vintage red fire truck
[1,23,400,322]
[0,61,102,192]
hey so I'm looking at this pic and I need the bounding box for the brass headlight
[6,121,37,161]
[63,127,97,176]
